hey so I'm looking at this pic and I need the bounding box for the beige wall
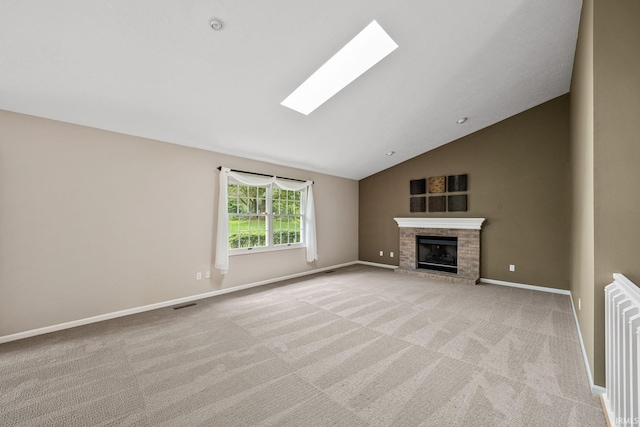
[0,110,359,337]
[592,0,640,386]
[360,95,571,290]
[569,0,595,384]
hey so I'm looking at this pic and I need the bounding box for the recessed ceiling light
[386,151,395,156]
[456,117,468,124]
[281,20,398,115]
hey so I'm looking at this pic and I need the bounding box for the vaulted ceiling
[0,1,582,180]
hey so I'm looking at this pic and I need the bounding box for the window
[227,182,304,251]
[215,167,317,275]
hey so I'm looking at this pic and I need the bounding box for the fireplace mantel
[394,217,485,230]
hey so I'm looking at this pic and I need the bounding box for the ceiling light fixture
[209,18,224,31]
[281,20,398,115]
[456,117,468,124]
[386,151,395,156]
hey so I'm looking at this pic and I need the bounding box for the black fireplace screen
[416,236,458,273]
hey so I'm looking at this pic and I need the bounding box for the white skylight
[281,20,398,115]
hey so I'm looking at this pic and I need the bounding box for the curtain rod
[217,166,312,184]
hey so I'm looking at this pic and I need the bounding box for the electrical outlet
[205,271,211,279]
[196,272,202,280]
[509,264,515,272]
[379,251,383,256]
[390,252,394,258]
[578,298,581,310]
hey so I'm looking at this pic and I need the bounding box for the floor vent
[173,303,196,310]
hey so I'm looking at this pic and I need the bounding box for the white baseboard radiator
[605,274,640,427]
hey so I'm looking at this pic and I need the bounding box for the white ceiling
[0,0,582,180]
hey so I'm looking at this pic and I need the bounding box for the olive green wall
[568,0,640,389]
[360,95,571,290]
[569,0,595,385]
[592,0,640,386]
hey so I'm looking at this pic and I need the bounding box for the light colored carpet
[0,265,606,426]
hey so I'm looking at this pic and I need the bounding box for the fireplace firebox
[416,236,458,274]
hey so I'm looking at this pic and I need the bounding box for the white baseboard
[569,295,606,396]
[601,394,615,427]
[0,261,359,345]
[480,277,571,295]
[481,277,605,396]
[357,261,399,270]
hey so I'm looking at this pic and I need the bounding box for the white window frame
[228,181,305,256]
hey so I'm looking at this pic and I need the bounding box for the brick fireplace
[394,218,485,285]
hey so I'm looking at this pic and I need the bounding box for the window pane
[258,187,266,198]
[249,216,259,231]
[272,188,281,200]
[258,198,266,214]
[228,198,237,214]
[228,215,239,231]
[249,186,257,198]
[227,185,238,213]
[239,232,249,248]
[238,197,247,214]
[235,217,245,232]
[229,234,239,249]
[272,215,303,245]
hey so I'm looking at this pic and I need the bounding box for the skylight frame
[281,20,398,115]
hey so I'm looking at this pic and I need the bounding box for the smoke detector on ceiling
[209,18,224,31]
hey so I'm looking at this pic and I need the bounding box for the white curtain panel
[214,167,317,274]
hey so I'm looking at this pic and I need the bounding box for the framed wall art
[447,194,468,212]
[428,196,446,212]
[410,179,426,195]
[428,176,446,193]
[448,174,468,192]
[410,197,426,212]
